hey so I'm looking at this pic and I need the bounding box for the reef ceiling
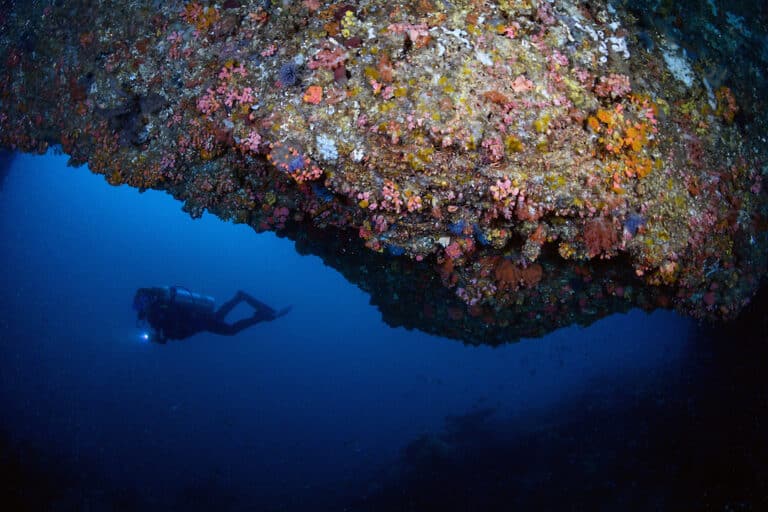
[1,0,766,344]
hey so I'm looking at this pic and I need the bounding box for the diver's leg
[213,292,244,321]
[206,320,239,336]
[207,315,269,336]
[238,292,277,318]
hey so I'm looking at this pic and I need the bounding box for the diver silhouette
[133,286,291,343]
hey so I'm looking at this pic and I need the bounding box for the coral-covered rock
[0,0,766,343]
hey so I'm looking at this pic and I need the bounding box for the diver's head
[133,288,159,320]
[142,330,166,344]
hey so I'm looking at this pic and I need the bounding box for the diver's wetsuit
[142,288,279,343]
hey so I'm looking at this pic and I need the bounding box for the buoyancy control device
[162,286,215,314]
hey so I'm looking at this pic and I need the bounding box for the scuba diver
[133,286,291,343]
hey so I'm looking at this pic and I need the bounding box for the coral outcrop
[1,0,766,344]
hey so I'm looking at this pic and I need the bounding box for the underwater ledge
[1,0,766,344]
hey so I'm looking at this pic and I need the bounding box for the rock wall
[1,0,766,343]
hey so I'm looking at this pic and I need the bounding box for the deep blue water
[1,152,767,511]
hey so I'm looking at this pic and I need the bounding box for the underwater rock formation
[1,0,766,344]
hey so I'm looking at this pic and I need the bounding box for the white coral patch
[661,43,695,87]
[316,134,338,161]
[351,147,365,163]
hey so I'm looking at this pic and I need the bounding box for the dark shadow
[351,324,768,511]
[0,427,78,511]
[0,149,15,190]
[171,477,238,512]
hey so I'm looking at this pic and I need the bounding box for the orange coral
[587,115,600,132]
[590,101,657,185]
[583,218,618,258]
[483,90,511,105]
[494,259,543,291]
[715,86,738,124]
[377,54,394,83]
[303,85,323,104]
[596,108,613,126]
[181,3,220,33]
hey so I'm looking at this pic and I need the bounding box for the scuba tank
[160,286,215,314]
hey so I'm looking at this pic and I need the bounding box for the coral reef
[0,0,766,344]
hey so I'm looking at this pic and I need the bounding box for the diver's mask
[133,289,156,320]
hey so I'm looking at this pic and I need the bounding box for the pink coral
[237,87,255,104]
[482,136,504,163]
[406,195,422,212]
[260,44,277,57]
[241,131,262,153]
[445,241,462,259]
[489,178,517,201]
[381,180,403,212]
[387,22,430,47]
[594,74,632,100]
[373,214,388,233]
[196,88,220,115]
[308,46,347,70]
[511,75,534,93]
[503,22,520,39]
[291,164,323,184]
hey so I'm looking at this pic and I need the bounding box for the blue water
[1,152,766,510]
